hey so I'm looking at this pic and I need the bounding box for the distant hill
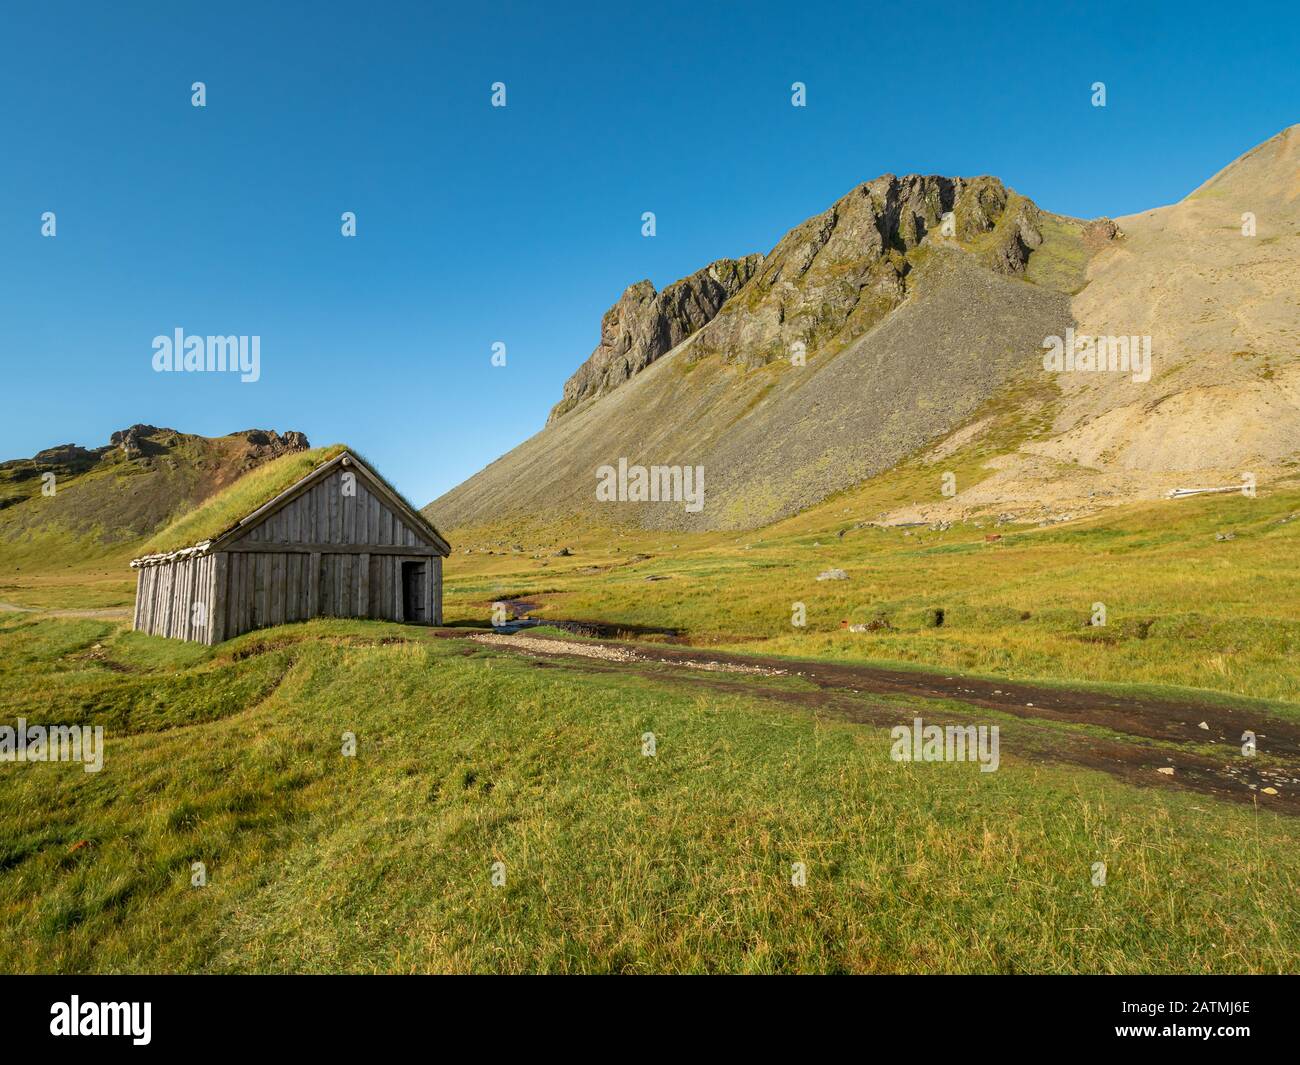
[0,426,310,552]
[428,126,1300,532]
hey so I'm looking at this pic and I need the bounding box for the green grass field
[444,475,1300,705]
[2,615,1298,974]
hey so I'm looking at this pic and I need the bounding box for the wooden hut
[131,449,450,644]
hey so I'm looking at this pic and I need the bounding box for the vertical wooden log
[288,553,300,621]
[179,560,190,639]
[155,565,165,638]
[211,554,227,644]
[165,561,176,640]
[187,558,195,638]
[187,558,197,642]
[175,559,185,640]
[271,553,284,626]
[220,556,228,643]
[196,556,208,642]
[193,558,202,640]
[232,554,243,637]
[159,564,171,638]
[358,553,370,617]
[172,561,181,637]
[308,551,320,618]
[255,555,265,629]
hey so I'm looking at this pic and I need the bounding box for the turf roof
[137,445,350,557]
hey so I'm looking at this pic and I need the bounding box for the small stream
[491,599,680,640]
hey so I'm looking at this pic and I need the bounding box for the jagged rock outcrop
[231,429,310,472]
[548,176,1043,419]
[111,424,166,458]
[1082,217,1124,247]
[547,255,761,423]
[432,170,1069,533]
[691,175,1039,368]
[31,443,98,467]
[233,429,311,460]
[107,425,309,463]
[981,199,1044,276]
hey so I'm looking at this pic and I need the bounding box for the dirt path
[459,629,1300,815]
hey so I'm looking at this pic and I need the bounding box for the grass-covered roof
[138,445,349,556]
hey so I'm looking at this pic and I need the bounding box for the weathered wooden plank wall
[214,550,424,634]
[133,462,447,643]
[132,553,219,644]
[242,469,428,548]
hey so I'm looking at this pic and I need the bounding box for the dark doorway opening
[401,561,427,623]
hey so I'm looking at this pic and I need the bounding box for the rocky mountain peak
[546,175,1046,422]
[546,254,762,423]
[105,425,309,462]
[32,443,99,466]
[690,174,1042,368]
[110,424,168,458]
[231,428,311,454]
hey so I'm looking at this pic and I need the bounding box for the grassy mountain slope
[0,426,310,609]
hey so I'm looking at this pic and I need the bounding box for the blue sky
[1,0,1295,505]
